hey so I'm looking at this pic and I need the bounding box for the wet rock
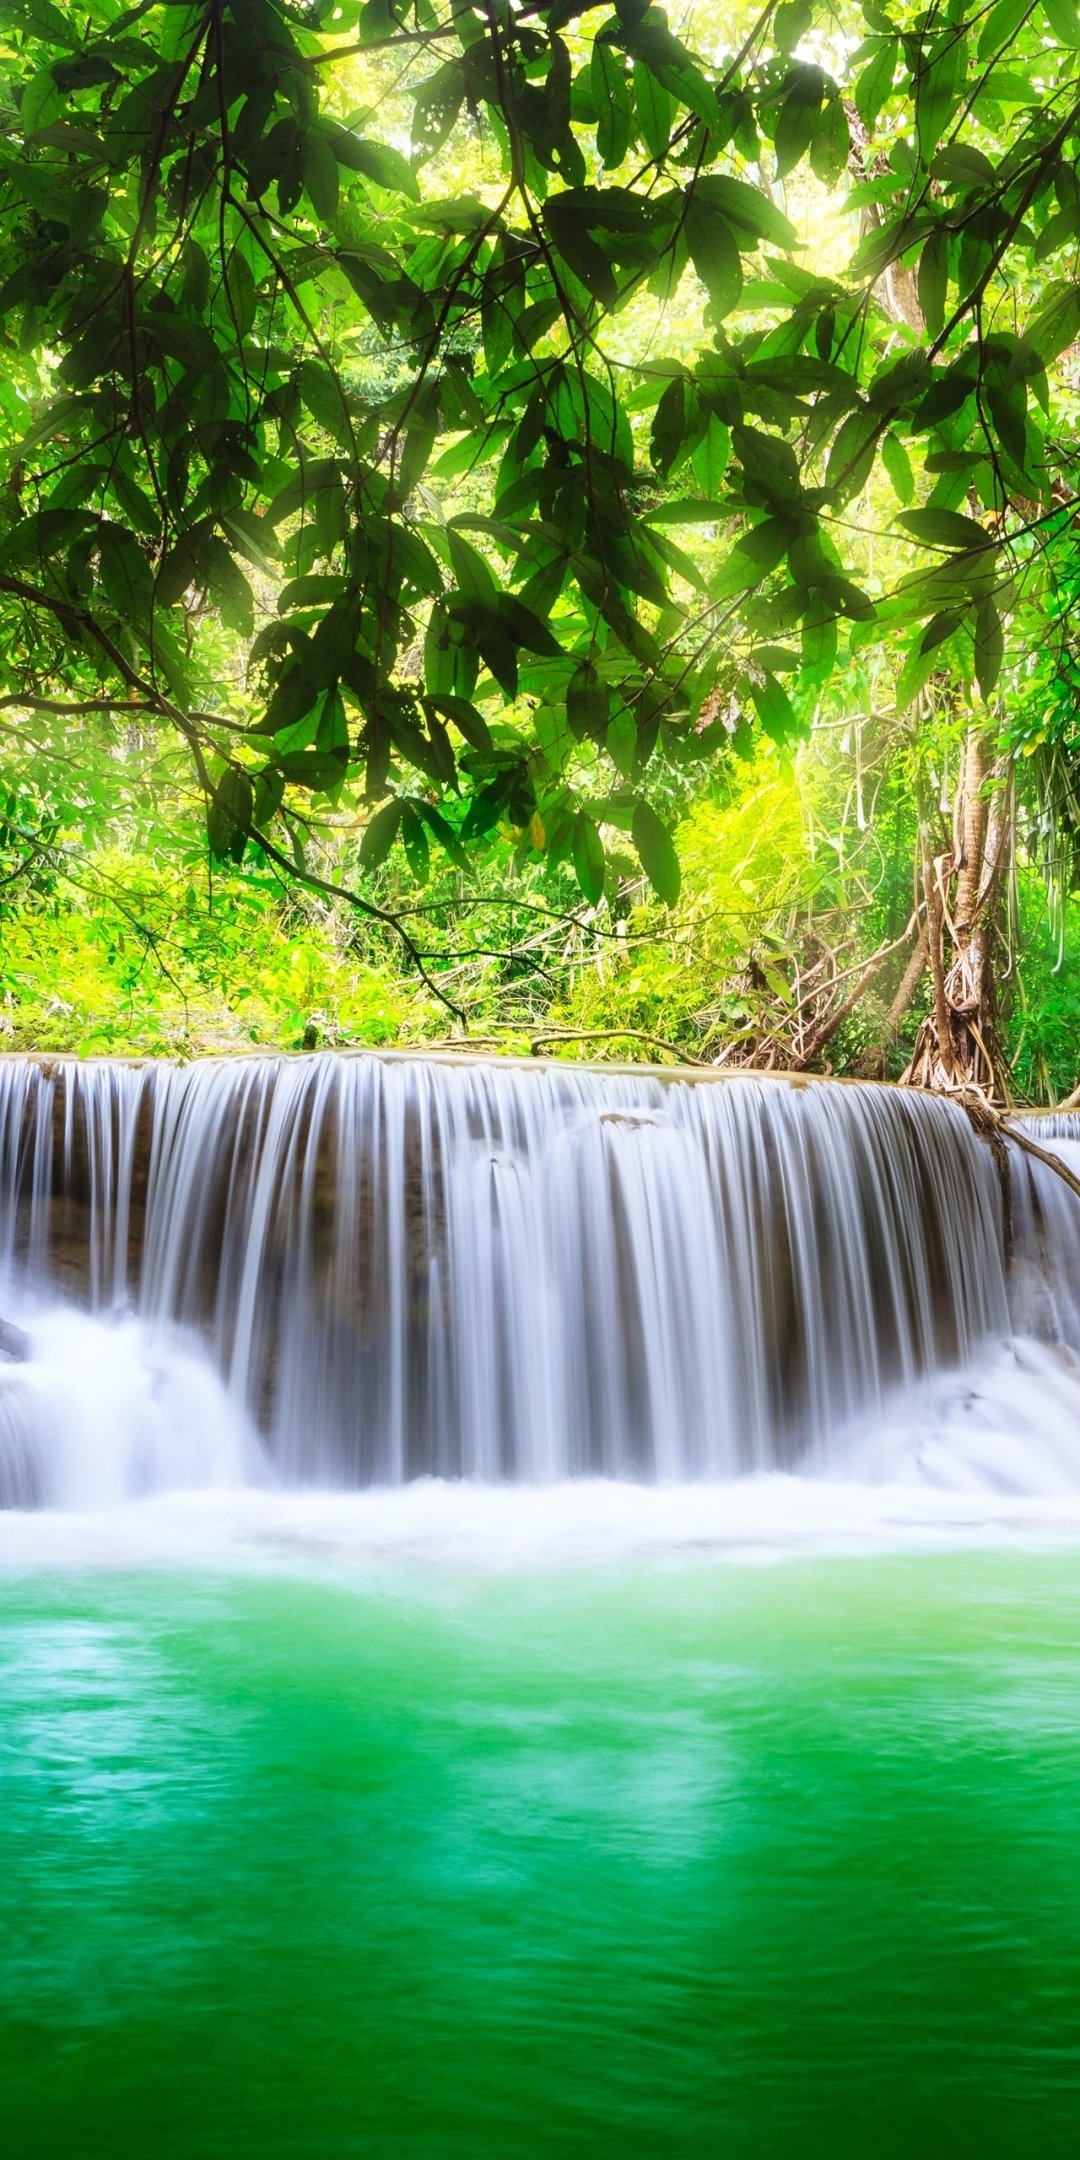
[0,1317,30,1363]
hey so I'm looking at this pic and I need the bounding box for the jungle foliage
[2,0,1080,1083]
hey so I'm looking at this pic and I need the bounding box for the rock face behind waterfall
[1,1053,1078,1489]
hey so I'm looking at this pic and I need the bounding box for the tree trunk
[902,729,1013,1099]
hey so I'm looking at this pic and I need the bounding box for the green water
[3,1544,1080,2156]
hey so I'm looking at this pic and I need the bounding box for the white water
[1,1054,1079,1522]
[0,1310,260,1510]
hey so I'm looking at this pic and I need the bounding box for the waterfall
[0,1053,1078,1504]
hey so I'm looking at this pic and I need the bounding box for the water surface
[3,1525,1080,2156]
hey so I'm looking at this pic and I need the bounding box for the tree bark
[902,729,1013,1099]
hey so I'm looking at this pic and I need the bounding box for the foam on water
[3,1309,1080,1570]
[0,1309,262,1511]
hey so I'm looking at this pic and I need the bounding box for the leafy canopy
[0,0,1079,912]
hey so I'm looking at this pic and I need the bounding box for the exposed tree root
[958,1088,1080,1206]
[902,734,1014,1101]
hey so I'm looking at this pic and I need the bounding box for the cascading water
[1,1052,1079,1509]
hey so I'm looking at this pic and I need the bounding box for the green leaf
[932,145,996,187]
[156,530,203,608]
[657,60,722,134]
[359,797,402,870]
[645,496,726,524]
[98,523,152,627]
[749,670,799,743]
[977,0,1030,59]
[543,201,619,309]
[712,515,790,598]
[340,134,421,200]
[634,61,673,159]
[919,607,965,658]
[693,175,799,251]
[499,597,563,655]
[139,313,218,371]
[22,66,64,134]
[410,194,497,235]
[301,128,339,223]
[973,597,1004,699]
[690,418,731,494]
[274,709,320,758]
[256,668,318,739]
[278,750,348,795]
[447,526,499,603]
[1035,204,1080,263]
[223,508,280,576]
[774,0,814,50]
[567,660,610,740]
[572,809,605,903]
[401,804,430,884]
[316,687,349,758]
[825,407,879,501]
[592,41,631,167]
[252,767,285,829]
[1009,282,1080,383]
[917,231,948,339]
[201,538,254,639]
[424,694,493,751]
[110,466,159,537]
[986,375,1028,466]
[632,800,680,904]
[897,507,992,550]
[855,37,898,128]
[881,431,914,505]
[222,251,257,340]
[915,28,968,168]
[651,374,687,472]
[606,707,637,777]
[800,603,838,687]
[276,574,339,617]
[411,62,464,166]
[299,359,353,446]
[474,612,518,698]
[415,801,471,872]
[1041,0,1080,44]
[207,768,253,865]
[774,70,824,179]
[896,635,948,711]
[481,247,520,377]
[810,97,850,188]
[684,202,743,318]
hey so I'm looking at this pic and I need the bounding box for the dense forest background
[2,0,1080,1097]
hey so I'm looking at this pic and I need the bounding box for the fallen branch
[528,1027,708,1066]
[407,1026,708,1065]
